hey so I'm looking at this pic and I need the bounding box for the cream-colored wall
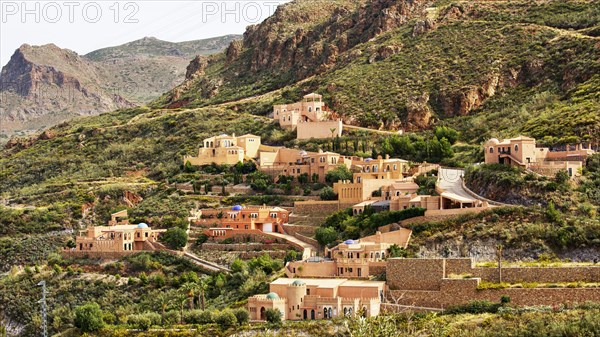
[297,120,343,140]
[237,136,261,158]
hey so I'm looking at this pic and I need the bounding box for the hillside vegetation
[158,0,599,144]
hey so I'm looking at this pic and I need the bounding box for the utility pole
[37,281,47,337]
[496,245,503,283]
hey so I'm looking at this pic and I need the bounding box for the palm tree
[180,283,196,310]
[197,279,208,311]
[154,292,173,325]
[176,292,188,324]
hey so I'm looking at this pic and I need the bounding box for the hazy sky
[0,0,290,67]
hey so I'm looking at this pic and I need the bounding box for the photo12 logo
[199,1,281,24]
[1,1,140,24]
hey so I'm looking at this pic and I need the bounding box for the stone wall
[474,266,600,284]
[386,258,600,309]
[389,258,600,287]
[62,250,138,260]
[293,200,355,215]
[387,258,445,290]
[281,223,316,235]
[292,232,319,248]
[201,243,296,252]
[369,262,387,276]
[388,290,442,308]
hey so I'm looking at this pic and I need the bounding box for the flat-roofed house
[248,278,385,321]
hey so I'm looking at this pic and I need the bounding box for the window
[250,213,258,218]
[308,107,313,112]
[514,144,519,152]
[489,147,494,154]
[270,213,278,218]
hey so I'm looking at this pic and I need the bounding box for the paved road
[437,168,478,203]
[265,232,316,261]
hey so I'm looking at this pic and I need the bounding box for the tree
[319,187,337,201]
[434,126,459,145]
[315,227,338,246]
[265,308,282,325]
[555,169,570,186]
[215,309,238,329]
[234,308,250,325]
[325,165,353,183]
[284,250,298,263]
[74,302,105,332]
[161,227,188,250]
[230,258,248,274]
[154,292,173,324]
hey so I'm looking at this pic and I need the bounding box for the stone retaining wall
[386,258,600,309]
[201,243,296,252]
[293,200,355,215]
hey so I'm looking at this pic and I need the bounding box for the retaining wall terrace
[389,258,600,289]
[62,250,138,260]
[201,243,296,252]
[387,258,600,309]
[293,201,355,215]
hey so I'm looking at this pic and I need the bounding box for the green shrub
[444,300,502,315]
[161,227,188,250]
[265,308,282,325]
[74,302,105,332]
[215,309,238,329]
[233,308,250,325]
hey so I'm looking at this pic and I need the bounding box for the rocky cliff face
[0,35,238,135]
[161,0,600,136]
[239,0,432,78]
[0,44,133,132]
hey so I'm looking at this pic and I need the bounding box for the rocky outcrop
[406,93,433,130]
[239,0,432,79]
[0,36,236,136]
[225,40,243,64]
[185,55,210,80]
[413,18,437,36]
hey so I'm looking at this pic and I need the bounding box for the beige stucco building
[285,229,412,279]
[273,93,345,140]
[483,136,594,177]
[273,93,329,129]
[248,278,385,321]
[191,205,289,239]
[333,156,410,203]
[259,147,349,183]
[68,210,166,255]
[184,133,261,166]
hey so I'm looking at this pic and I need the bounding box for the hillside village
[56,93,599,324]
[1,0,600,336]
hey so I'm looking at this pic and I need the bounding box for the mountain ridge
[158,0,599,143]
[0,34,240,137]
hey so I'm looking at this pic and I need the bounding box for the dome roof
[365,158,372,162]
[299,150,308,157]
[489,138,500,144]
[344,239,355,245]
[137,223,149,229]
[232,205,242,211]
[266,292,279,300]
[292,280,306,286]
